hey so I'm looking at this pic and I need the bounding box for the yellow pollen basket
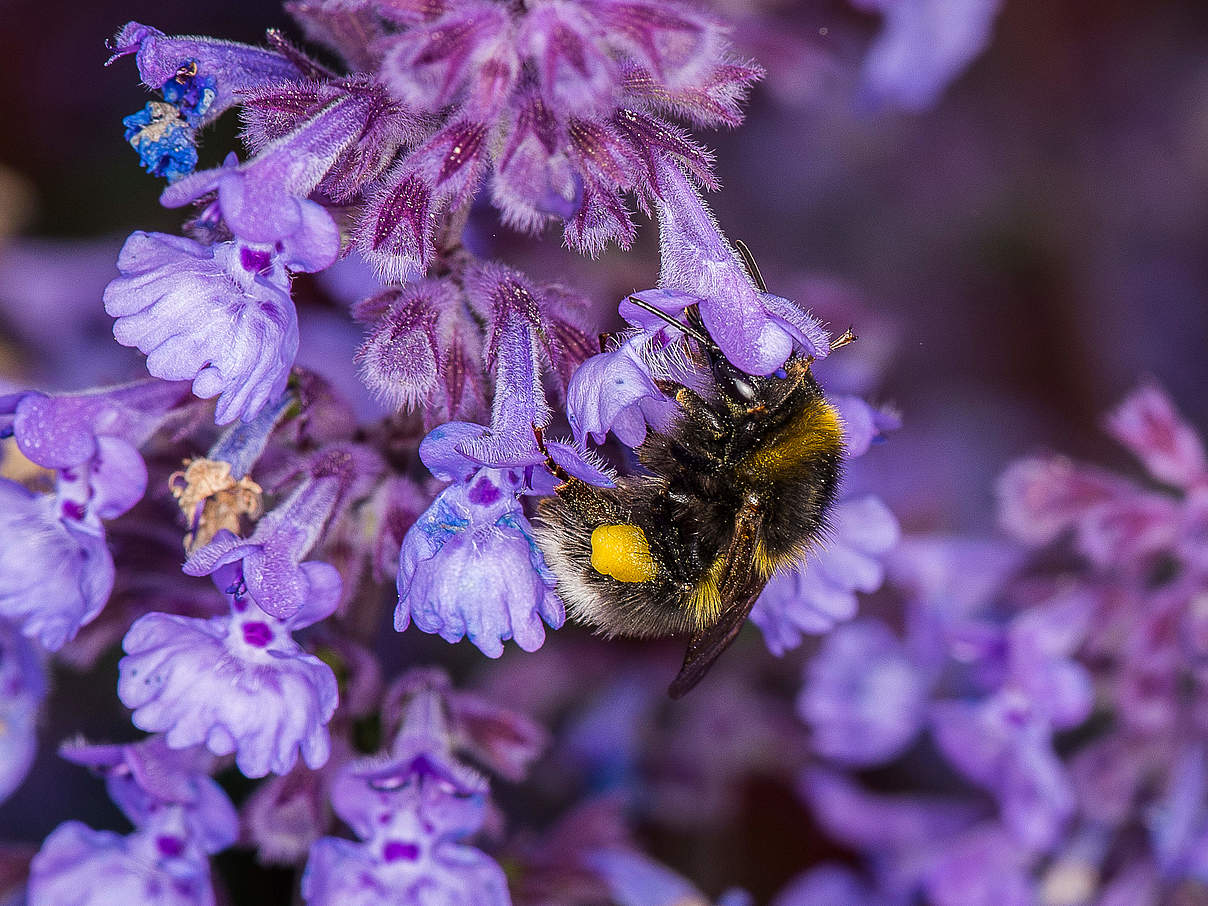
[590,524,657,583]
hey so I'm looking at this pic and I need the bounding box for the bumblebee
[536,248,850,697]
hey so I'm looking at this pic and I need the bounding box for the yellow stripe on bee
[590,524,657,583]
[688,557,727,627]
[743,397,843,479]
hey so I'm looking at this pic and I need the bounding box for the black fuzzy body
[536,356,844,643]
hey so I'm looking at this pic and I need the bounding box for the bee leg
[532,424,573,485]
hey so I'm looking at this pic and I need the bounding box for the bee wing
[667,504,768,699]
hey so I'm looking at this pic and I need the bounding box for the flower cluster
[786,382,1208,904]
[0,0,987,901]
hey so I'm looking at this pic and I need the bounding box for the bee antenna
[625,296,714,349]
[734,240,768,293]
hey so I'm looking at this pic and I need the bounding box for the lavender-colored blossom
[108,22,300,126]
[396,466,564,658]
[104,233,299,425]
[159,86,407,271]
[0,480,114,650]
[2,379,189,516]
[645,158,831,375]
[1104,380,1208,489]
[930,695,1076,851]
[30,820,219,906]
[923,823,1034,906]
[583,848,731,906]
[301,684,509,905]
[798,618,928,766]
[853,0,1004,111]
[183,455,351,620]
[382,668,550,783]
[356,0,757,274]
[751,494,900,656]
[242,742,350,867]
[800,766,980,898]
[566,330,680,448]
[29,737,237,906]
[118,563,339,778]
[772,865,893,906]
[59,737,239,853]
[0,619,45,802]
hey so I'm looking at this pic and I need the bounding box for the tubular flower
[301,683,510,905]
[29,737,238,906]
[104,233,300,425]
[0,381,189,648]
[118,562,340,778]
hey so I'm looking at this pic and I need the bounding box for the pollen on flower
[170,458,263,552]
[122,101,197,182]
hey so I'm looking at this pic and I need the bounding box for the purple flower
[0,480,114,650]
[118,563,340,778]
[353,278,486,421]
[566,330,680,448]
[0,618,45,802]
[29,736,237,906]
[30,821,219,906]
[159,87,408,271]
[1105,380,1208,490]
[183,455,352,620]
[2,379,190,518]
[237,77,420,204]
[751,494,900,655]
[382,668,550,783]
[582,848,722,906]
[356,0,755,269]
[923,823,1034,906]
[104,233,299,425]
[801,766,980,897]
[773,866,892,906]
[396,466,565,658]
[242,744,349,867]
[798,618,929,766]
[301,684,509,905]
[108,22,300,126]
[644,157,831,375]
[853,0,1004,111]
[930,694,1075,851]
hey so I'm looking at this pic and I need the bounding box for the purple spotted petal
[104,233,298,424]
[30,820,218,906]
[119,604,338,778]
[5,379,189,471]
[396,472,563,657]
[0,480,115,651]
